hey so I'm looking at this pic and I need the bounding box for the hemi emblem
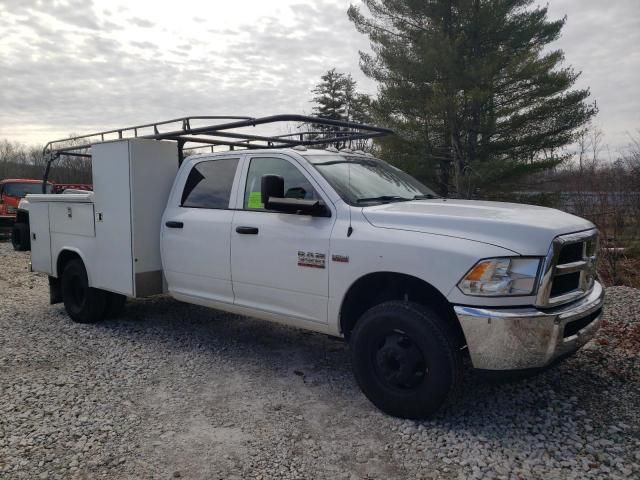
[332,254,349,263]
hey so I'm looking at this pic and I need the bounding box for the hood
[362,199,595,255]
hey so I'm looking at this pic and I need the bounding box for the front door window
[243,157,319,210]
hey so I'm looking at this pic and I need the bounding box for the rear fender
[55,248,93,285]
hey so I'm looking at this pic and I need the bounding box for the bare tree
[0,138,92,184]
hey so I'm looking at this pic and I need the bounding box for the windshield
[304,154,438,205]
[2,182,53,198]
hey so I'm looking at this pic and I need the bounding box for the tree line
[0,140,92,184]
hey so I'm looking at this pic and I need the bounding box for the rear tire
[61,259,108,323]
[11,223,30,251]
[350,301,461,419]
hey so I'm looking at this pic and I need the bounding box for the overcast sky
[1,0,638,154]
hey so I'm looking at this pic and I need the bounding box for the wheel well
[340,272,466,345]
[56,250,82,278]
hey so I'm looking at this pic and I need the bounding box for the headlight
[458,257,541,296]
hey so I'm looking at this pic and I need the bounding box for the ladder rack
[41,114,393,190]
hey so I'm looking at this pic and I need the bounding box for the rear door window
[181,158,239,209]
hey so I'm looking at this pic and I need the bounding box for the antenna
[347,157,353,237]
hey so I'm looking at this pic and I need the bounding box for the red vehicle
[0,179,53,228]
[52,183,93,194]
[1,179,92,250]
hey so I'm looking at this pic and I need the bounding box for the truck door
[230,154,335,325]
[161,156,241,304]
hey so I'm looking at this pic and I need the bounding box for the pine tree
[348,0,597,197]
[311,69,372,148]
[312,69,348,129]
[342,74,372,125]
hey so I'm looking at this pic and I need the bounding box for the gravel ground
[1,239,639,480]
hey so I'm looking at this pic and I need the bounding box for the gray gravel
[1,239,639,480]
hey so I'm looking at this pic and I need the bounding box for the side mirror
[260,174,331,217]
[261,175,284,205]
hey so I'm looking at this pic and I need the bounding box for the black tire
[350,301,462,419]
[61,259,108,323]
[11,223,30,251]
[105,292,127,318]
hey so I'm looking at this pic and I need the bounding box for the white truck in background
[26,115,604,418]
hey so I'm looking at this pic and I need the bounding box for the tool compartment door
[91,141,134,296]
[50,203,95,237]
[29,202,52,274]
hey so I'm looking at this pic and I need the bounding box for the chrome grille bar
[536,229,599,308]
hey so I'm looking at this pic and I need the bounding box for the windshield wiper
[356,195,411,204]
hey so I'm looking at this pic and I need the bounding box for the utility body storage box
[28,138,178,297]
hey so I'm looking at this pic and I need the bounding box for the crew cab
[26,116,604,418]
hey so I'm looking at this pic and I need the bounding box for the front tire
[350,301,461,419]
[61,259,108,323]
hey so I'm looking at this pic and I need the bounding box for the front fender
[327,219,515,336]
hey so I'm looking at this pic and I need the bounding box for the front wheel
[350,301,462,419]
[61,259,108,323]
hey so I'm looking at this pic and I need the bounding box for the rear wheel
[350,301,461,419]
[11,223,30,251]
[61,259,108,323]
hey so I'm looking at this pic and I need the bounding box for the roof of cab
[184,147,365,162]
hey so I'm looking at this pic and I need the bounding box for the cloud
[0,0,104,30]
[0,0,637,152]
[0,0,369,144]
[539,0,640,150]
[129,17,154,28]
[130,40,158,50]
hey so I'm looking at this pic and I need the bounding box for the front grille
[563,308,602,338]
[536,230,598,307]
[550,271,581,297]
[558,242,583,264]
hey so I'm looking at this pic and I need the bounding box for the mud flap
[49,276,62,304]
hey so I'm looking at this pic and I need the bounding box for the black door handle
[165,221,184,229]
[236,226,259,235]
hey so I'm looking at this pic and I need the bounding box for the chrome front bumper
[454,282,604,370]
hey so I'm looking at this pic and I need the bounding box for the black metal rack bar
[41,114,393,190]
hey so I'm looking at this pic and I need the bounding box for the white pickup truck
[27,116,604,418]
